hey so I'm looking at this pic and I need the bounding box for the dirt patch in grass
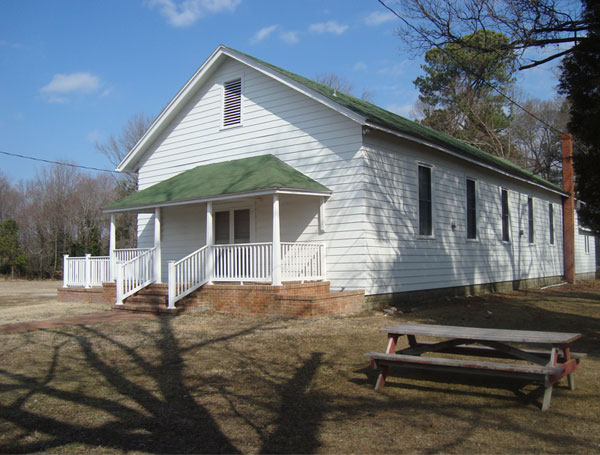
[0,281,108,325]
[0,280,599,453]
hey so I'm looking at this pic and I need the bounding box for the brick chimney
[562,134,575,282]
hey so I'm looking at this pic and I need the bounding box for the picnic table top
[381,323,581,345]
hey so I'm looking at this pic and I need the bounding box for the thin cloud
[280,30,300,44]
[364,11,396,26]
[40,72,101,103]
[354,61,368,71]
[0,40,24,49]
[308,21,348,35]
[386,103,415,118]
[146,0,241,27]
[41,73,100,94]
[87,129,103,144]
[251,25,278,44]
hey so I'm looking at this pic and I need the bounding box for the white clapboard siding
[136,57,368,291]
[361,132,564,295]
[574,210,596,274]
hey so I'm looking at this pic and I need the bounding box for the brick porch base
[58,281,366,319]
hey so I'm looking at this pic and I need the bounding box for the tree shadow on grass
[0,316,254,454]
[260,352,324,454]
[0,316,331,454]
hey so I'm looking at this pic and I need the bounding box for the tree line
[0,114,150,279]
[0,167,117,278]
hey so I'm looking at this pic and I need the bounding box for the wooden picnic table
[365,323,585,411]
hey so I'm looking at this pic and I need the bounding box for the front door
[215,209,251,244]
[214,208,251,278]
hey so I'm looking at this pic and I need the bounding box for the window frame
[501,188,511,243]
[213,201,255,244]
[417,163,434,238]
[528,197,535,244]
[466,177,478,240]
[548,203,555,245]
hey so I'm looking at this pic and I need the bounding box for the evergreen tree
[0,219,27,278]
[559,0,600,233]
[414,30,519,160]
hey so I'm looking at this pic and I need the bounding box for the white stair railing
[213,243,273,282]
[116,248,156,305]
[167,245,209,309]
[281,242,325,281]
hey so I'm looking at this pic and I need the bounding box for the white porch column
[206,201,214,284]
[319,196,327,233]
[109,214,116,281]
[84,254,92,288]
[63,255,69,288]
[154,207,162,283]
[272,193,282,286]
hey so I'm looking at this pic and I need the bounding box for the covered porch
[63,155,331,310]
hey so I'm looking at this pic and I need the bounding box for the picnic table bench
[365,323,586,411]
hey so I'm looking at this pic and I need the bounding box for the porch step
[112,283,208,314]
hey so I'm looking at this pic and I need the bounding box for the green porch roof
[104,154,330,211]
[228,47,565,195]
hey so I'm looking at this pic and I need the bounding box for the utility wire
[377,0,568,136]
[0,149,122,174]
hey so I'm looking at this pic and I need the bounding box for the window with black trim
[549,203,555,245]
[223,78,242,127]
[418,165,432,236]
[466,178,477,239]
[501,189,510,242]
[528,197,534,243]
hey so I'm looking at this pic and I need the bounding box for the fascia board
[102,187,331,214]
[366,121,569,198]
[117,46,227,173]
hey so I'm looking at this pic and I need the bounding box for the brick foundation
[190,281,365,318]
[58,281,366,319]
[365,275,570,309]
[57,286,106,304]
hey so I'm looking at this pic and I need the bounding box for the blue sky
[0,0,564,182]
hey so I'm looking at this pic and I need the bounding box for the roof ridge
[223,46,564,195]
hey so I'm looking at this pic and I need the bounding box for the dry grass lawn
[0,279,598,454]
[0,280,107,325]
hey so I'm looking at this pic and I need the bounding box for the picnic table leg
[562,346,576,390]
[371,334,399,369]
[374,364,388,391]
[542,348,559,411]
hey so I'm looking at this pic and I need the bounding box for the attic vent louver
[223,78,242,127]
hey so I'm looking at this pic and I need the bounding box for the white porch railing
[281,242,326,281]
[116,248,156,304]
[168,245,209,309]
[63,255,111,288]
[64,242,326,307]
[213,242,273,282]
[114,248,153,262]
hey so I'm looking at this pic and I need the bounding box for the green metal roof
[104,154,330,211]
[227,46,565,195]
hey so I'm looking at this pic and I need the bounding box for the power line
[377,0,568,136]
[0,149,121,174]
